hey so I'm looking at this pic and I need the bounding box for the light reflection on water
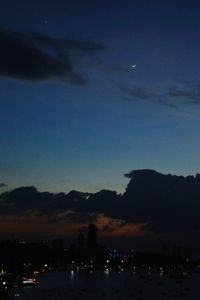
[12,271,200,300]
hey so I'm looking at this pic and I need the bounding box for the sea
[11,270,200,299]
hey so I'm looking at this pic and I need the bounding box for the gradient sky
[1,0,200,195]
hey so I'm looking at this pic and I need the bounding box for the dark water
[12,271,200,299]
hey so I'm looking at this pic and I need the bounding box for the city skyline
[1,169,200,251]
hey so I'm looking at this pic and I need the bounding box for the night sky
[1,0,200,250]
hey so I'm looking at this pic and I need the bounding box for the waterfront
[11,271,200,300]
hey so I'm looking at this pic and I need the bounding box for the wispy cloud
[167,85,200,103]
[121,85,154,100]
[121,81,200,108]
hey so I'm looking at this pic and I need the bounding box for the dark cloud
[0,183,6,188]
[123,169,200,232]
[0,186,121,225]
[1,170,200,236]
[0,29,104,85]
[124,169,161,178]
[30,32,104,53]
[0,186,55,211]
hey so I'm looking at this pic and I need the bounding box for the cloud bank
[1,170,200,241]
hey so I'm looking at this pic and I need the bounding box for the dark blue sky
[1,0,200,193]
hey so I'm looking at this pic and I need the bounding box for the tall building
[87,224,97,251]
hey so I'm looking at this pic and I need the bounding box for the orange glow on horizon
[0,213,149,238]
